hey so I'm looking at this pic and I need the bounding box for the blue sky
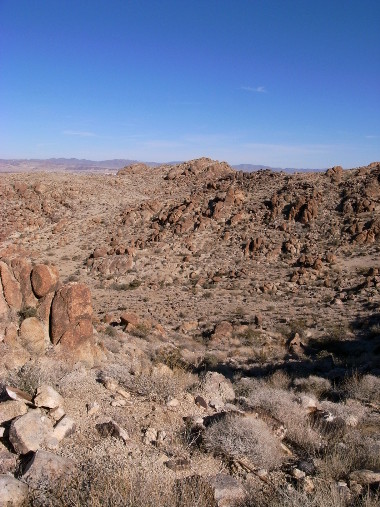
[1,0,379,167]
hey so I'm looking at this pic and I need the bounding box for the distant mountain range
[0,158,326,174]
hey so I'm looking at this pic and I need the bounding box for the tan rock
[53,416,76,441]
[0,475,29,507]
[22,450,75,484]
[5,386,33,405]
[9,410,54,454]
[0,400,28,425]
[31,264,59,298]
[34,385,64,409]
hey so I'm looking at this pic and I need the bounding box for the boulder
[0,400,28,425]
[10,258,37,308]
[0,475,29,507]
[22,450,75,484]
[0,261,22,311]
[31,264,59,298]
[201,372,235,408]
[9,410,55,454]
[50,283,93,348]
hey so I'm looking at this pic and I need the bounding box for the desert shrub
[343,374,380,404]
[104,325,117,338]
[319,432,380,480]
[267,370,291,390]
[18,306,37,320]
[27,462,214,507]
[153,346,188,370]
[241,480,379,507]
[203,414,284,470]
[129,322,150,339]
[126,367,194,402]
[239,380,321,454]
[294,375,332,398]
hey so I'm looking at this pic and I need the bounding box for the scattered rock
[349,469,380,485]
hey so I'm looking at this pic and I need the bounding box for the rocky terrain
[0,157,379,506]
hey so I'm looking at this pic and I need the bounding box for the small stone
[34,385,64,409]
[87,401,100,416]
[53,416,76,441]
[166,398,179,408]
[96,420,129,443]
[143,426,157,445]
[0,475,29,507]
[111,399,126,407]
[195,395,208,409]
[292,468,306,480]
[256,469,269,482]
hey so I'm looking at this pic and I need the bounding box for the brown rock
[0,261,22,311]
[10,258,37,308]
[31,264,59,298]
[212,321,233,341]
[120,312,139,327]
[50,283,93,346]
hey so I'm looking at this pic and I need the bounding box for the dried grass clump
[343,374,380,404]
[294,375,332,398]
[240,381,321,453]
[26,462,214,507]
[241,480,379,507]
[128,367,195,402]
[203,414,284,470]
[319,432,380,480]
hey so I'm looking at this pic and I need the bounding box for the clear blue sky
[1,0,379,168]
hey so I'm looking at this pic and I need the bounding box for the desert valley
[0,158,379,506]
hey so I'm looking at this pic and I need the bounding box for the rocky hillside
[0,158,379,506]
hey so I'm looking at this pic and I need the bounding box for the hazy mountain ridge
[0,158,326,174]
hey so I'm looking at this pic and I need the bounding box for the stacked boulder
[0,258,97,371]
